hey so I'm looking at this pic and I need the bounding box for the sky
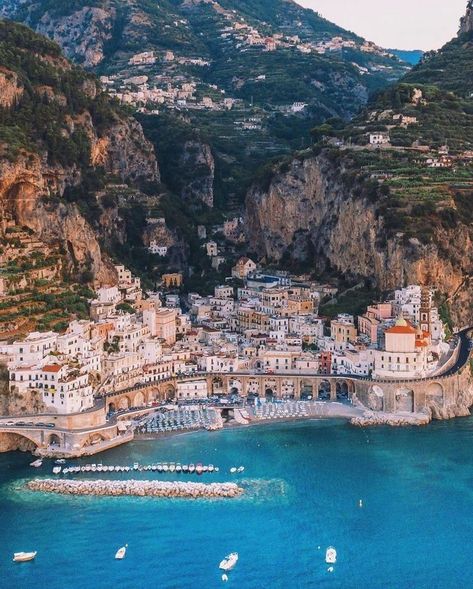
[297,0,468,50]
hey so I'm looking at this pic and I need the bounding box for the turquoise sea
[2,417,473,589]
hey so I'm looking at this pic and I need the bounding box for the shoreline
[133,403,433,444]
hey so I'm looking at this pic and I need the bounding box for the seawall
[26,478,244,499]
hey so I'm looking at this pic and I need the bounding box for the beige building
[155,309,177,345]
[232,257,256,279]
[331,317,357,350]
[374,317,430,379]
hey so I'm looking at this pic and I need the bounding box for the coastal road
[437,328,472,377]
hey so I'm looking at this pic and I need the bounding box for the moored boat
[176,463,182,472]
[115,544,128,560]
[219,552,238,571]
[237,466,245,473]
[189,464,195,473]
[325,547,337,564]
[182,464,189,473]
[208,464,215,472]
[52,466,62,475]
[13,551,37,563]
[230,467,237,474]
[30,459,42,468]
[196,463,203,475]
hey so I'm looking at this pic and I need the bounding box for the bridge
[0,329,471,457]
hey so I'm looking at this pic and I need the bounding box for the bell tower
[419,287,432,334]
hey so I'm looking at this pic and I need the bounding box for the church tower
[419,287,432,334]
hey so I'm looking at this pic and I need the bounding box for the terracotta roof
[386,325,417,335]
[416,340,428,347]
[42,364,62,373]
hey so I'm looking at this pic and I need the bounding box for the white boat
[219,552,239,571]
[30,459,42,468]
[237,466,245,473]
[55,459,66,464]
[13,551,37,562]
[230,467,237,474]
[52,466,62,475]
[115,544,128,560]
[325,547,337,564]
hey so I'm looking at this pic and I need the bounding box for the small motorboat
[208,464,215,472]
[196,463,203,475]
[169,462,176,473]
[13,551,37,563]
[189,464,195,473]
[182,464,189,473]
[162,463,169,472]
[219,552,239,571]
[325,547,337,564]
[115,544,128,560]
[133,462,139,470]
[230,467,237,474]
[222,574,229,582]
[52,466,62,475]
[55,459,66,464]
[30,459,42,468]
[237,466,245,473]
[176,463,182,472]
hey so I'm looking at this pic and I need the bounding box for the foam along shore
[26,478,244,499]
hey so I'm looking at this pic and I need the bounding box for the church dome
[395,316,408,327]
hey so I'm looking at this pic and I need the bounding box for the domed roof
[395,316,408,327]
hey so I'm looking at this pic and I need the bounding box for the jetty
[26,478,244,499]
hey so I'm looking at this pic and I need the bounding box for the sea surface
[2,417,473,589]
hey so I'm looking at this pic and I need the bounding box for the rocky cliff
[35,5,115,67]
[0,21,159,287]
[245,155,473,326]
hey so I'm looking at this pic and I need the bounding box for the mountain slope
[0,20,159,336]
[245,2,473,326]
[2,0,411,208]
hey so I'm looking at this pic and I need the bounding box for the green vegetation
[0,21,120,164]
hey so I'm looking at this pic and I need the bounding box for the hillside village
[0,249,451,416]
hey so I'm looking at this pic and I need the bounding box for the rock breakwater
[351,411,431,427]
[27,478,244,499]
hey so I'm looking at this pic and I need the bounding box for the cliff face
[245,156,473,326]
[179,141,215,208]
[33,5,115,67]
[0,20,159,289]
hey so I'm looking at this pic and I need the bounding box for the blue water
[2,418,473,588]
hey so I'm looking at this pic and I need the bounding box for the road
[437,328,472,377]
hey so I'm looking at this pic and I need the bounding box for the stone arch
[85,433,106,447]
[165,385,175,401]
[367,385,384,412]
[229,378,242,396]
[265,387,274,400]
[118,396,131,411]
[0,432,38,453]
[395,387,414,413]
[336,381,349,401]
[426,382,444,404]
[48,433,61,447]
[134,391,145,407]
[301,381,314,400]
[107,401,117,414]
[318,379,330,401]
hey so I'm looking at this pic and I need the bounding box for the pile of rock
[351,411,431,427]
[27,478,244,499]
